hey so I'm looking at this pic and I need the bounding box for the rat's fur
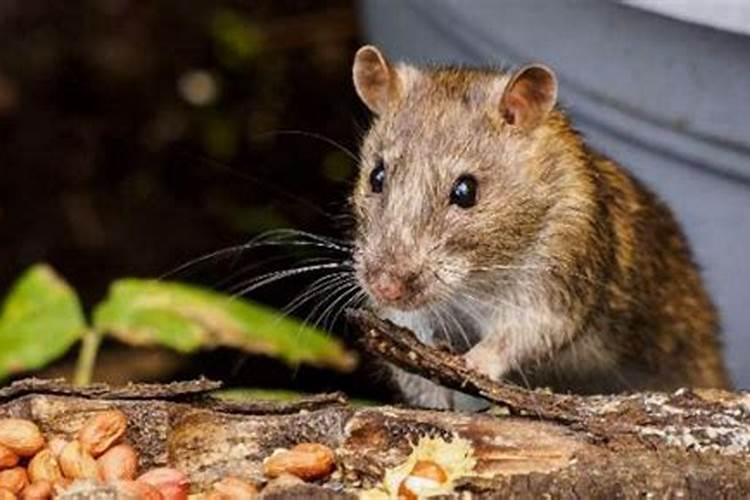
[350,46,730,409]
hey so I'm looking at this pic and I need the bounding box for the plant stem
[74,329,102,386]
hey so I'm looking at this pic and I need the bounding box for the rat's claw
[463,343,507,382]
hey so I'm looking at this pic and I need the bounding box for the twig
[73,329,102,386]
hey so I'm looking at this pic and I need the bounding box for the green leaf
[0,264,86,379]
[93,279,357,372]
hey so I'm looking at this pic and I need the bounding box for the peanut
[20,481,52,500]
[97,443,138,481]
[58,441,99,480]
[0,468,28,495]
[397,460,448,500]
[137,468,189,500]
[77,410,128,457]
[113,480,163,500]
[0,420,44,458]
[263,442,335,481]
[207,476,258,499]
[0,445,18,470]
[46,438,67,459]
[27,450,62,484]
[409,460,448,483]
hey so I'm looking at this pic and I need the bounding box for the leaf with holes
[93,279,357,372]
[0,264,87,379]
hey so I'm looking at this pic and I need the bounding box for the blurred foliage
[94,278,356,371]
[0,264,356,383]
[0,0,362,307]
[211,8,265,68]
[0,1,383,399]
[0,265,86,379]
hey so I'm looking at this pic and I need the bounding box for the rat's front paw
[463,344,507,382]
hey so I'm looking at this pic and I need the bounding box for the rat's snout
[371,271,407,302]
[363,265,422,308]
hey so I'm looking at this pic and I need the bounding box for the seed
[0,467,28,495]
[207,476,258,499]
[0,445,18,470]
[58,441,99,480]
[77,410,128,457]
[397,460,448,500]
[0,487,16,500]
[97,443,138,482]
[137,468,189,500]
[27,449,62,484]
[263,442,336,481]
[20,480,53,500]
[0,420,44,458]
[46,439,67,459]
[113,480,164,500]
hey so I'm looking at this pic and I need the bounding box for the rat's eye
[369,160,386,193]
[450,175,478,208]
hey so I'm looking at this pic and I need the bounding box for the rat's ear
[353,45,397,115]
[499,64,558,129]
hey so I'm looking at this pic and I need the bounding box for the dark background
[0,1,389,399]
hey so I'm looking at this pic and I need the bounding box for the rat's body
[350,46,730,409]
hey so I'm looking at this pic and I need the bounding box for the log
[0,311,748,498]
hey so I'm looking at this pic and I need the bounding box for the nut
[113,480,163,500]
[46,439,67,459]
[0,445,18,470]
[58,441,99,480]
[207,477,258,499]
[397,460,448,500]
[77,410,128,457]
[20,481,53,500]
[0,468,28,495]
[0,488,15,500]
[409,460,448,483]
[137,468,188,500]
[27,450,62,483]
[263,442,335,481]
[97,443,138,481]
[0,419,45,458]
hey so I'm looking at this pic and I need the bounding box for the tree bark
[1,312,748,498]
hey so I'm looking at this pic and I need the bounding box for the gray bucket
[358,0,750,387]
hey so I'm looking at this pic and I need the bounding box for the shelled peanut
[0,410,190,500]
[0,411,340,499]
[262,443,335,481]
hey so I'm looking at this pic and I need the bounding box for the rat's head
[350,45,567,312]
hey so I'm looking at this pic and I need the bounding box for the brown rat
[349,45,730,409]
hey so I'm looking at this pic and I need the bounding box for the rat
[348,45,731,409]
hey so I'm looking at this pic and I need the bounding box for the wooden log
[0,311,748,498]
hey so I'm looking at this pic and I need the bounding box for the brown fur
[350,47,730,408]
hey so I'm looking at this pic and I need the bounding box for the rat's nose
[371,273,405,302]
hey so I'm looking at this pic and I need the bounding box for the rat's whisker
[300,281,358,332]
[426,302,453,350]
[331,287,368,328]
[230,261,352,298]
[254,228,353,251]
[317,282,363,332]
[160,235,350,281]
[278,271,354,320]
[217,255,342,293]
